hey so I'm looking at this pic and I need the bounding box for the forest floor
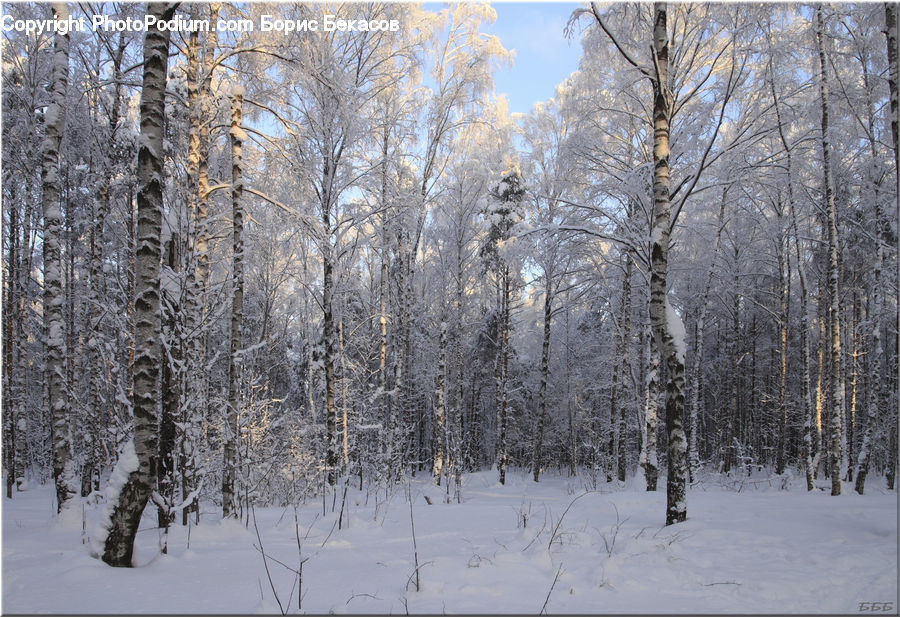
[2,468,897,614]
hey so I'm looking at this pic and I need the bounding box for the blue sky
[484,2,584,115]
[422,2,585,116]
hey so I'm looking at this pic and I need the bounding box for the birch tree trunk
[617,254,632,483]
[647,2,687,524]
[887,2,899,181]
[883,0,898,492]
[847,295,859,484]
[496,267,511,486]
[223,86,244,518]
[101,2,174,566]
[182,4,218,525]
[608,287,622,483]
[377,127,391,482]
[158,236,180,551]
[723,259,740,475]
[433,320,447,483]
[42,2,74,515]
[4,185,18,499]
[815,6,844,497]
[455,240,467,476]
[775,206,789,476]
[770,56,816,490]
[323,183,338,487]
[643,321,659,491]
[12,184,33,495]
[532,282,552,482]
[854,9,892,492]
[814,294,826,477]
[339,319,350,472]
[180,22,201,527]
[85,31,127,500]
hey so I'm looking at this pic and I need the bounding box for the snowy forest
[2,1,898,613]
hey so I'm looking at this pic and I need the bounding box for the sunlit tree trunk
[182,4,219,525]
[775,204,789,476]
[646,3,687,524]
[770,54,815,490]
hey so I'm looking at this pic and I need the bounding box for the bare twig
[600,503,630,557]
[540,563,565,615]
[589,2,650,77]
[338,481,349,530]
[548,491,592,551]
[320,519,338,548]
[251,543,302,575]
[346,592,381,605]
[407,484,421,592]
[405,560,435,592]
[522,508,549,553]
[251,505,285,615]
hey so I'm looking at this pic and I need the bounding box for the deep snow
[2,469,897,614]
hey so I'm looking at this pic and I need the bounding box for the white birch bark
[648,3,687,524]
[815,6,844,497]
[223,86,244,518]
[100,2,174,566]
[41,2,75,515]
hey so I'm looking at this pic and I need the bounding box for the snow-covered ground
[2,470,897,614]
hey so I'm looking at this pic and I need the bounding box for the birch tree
[815,5,844,497]
[222,85,245,518]
[98,1,176,567]
[587,1,687,523]
[41,2,75,515]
